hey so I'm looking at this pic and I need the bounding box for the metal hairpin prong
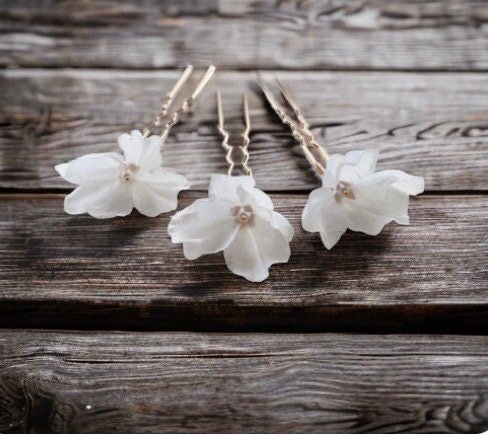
[241,94,252,176]
[160,65,216,141]
[276,77,330,166]
[216,90,253,177]
[257,74,328,176]
[216,89,234,176]
[143,65,216,140]
[256,74,297,131]
[191,65,216,101]
[143,65,193,138]
[275,78,309,131]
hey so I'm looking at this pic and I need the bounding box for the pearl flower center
[231,205,255,225]
[121,162,140,182]
[334,181,355,202]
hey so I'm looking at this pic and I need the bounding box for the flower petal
[209,175,274,210]
[349,169,424,228]
[223,216,291,282]
[118,130,144,163]
[132,169,190,217]
[236,183,275,211]
[139,135,164,171]
[301,186,334,233]
[269,210,294,241]
[352,183,411,226]
[118,130,163,171]
[208,174,254,202]
[55,153,123,185]
[343,201,392,235]
[344,149,379,177]
[321,154,345,188]
[168,199,239,260]
[332,149,380,185]
[64,179,133,219]
[359,170,424,195]
[318,200,348,249]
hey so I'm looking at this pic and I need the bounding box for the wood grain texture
[0,193,486,331]
[1,69,487,191]
[0,0,487,70]
[1,1,486,429]
[0,331,487,433]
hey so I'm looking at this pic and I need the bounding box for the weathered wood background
[0,0,487,433]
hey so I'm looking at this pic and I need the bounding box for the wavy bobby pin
[168,90,294,282]
[216,89,252,176]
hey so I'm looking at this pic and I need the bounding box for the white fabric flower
[302,149,424,249]
[168,175,294,282]
[55,130,190,218]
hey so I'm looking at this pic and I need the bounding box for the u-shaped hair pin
[257,73,424,250]
[145,65,216,140]
[257,74,328,177]
[168,90,294,282]
[216,90,252,177]
[53,63,427,282]
[55,65,215,219]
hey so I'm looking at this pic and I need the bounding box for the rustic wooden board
[1,0,486,431]
[1,69,487,191]
[1,331,487,433]
[0,193,486,331]
[1,0,487,70]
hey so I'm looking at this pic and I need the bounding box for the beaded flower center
[121,163,140,182]
[334,181,355,202]
[231,204,255,225]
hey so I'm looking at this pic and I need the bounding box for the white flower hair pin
[257,75,424,249]
[168,91,294,282]
[55,65,215,219]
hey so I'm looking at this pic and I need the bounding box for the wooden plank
[0,331,487,432]
[1,70,487,191]
[0,0,487,70]
[0,194,486,332]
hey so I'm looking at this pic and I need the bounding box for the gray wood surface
[1,70,487,191]
[1,1,487,432]
[1,194,486,331]
[1,331,487,433]
[1,0,487,70]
